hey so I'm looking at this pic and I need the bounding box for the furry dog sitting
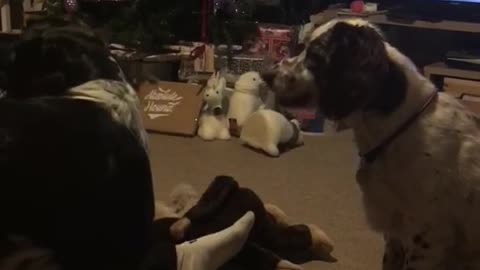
[0,17,152,270]
[263,18,480,270]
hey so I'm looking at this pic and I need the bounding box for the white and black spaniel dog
[0,17,154,270]
[263,18,480,270]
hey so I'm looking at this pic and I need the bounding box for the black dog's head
[4,16,123,99]
[262,19,407,120]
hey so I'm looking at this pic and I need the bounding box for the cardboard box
[137,81,204,136]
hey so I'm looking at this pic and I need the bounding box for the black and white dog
[264,18,480,270]
[0,17,154,270]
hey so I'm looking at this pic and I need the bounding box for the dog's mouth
[261,69,317,109]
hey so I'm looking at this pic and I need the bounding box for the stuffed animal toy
[227,71,266,136]
[154,176,336,270]
[240,109,303,157]
[197,72,231,141]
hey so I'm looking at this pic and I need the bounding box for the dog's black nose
[261,68,277,88]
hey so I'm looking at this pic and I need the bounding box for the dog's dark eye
[306,38,328,68]
[253,78,257,81]
[216,91,219,94]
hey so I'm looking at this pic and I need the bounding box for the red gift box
[248,24,298,62]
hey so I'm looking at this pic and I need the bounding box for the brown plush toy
[153,176,335,270]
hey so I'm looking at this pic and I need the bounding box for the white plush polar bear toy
[240,109,303,157]
[227,71,265,134]
[197,72,231,141]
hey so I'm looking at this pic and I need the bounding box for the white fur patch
[310,18,382,41]
[66,79,148,149]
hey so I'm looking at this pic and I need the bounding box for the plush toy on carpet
[154,176,335,270]
[240,109,304,157]
[198,72,231,141]
[227,72,266,137]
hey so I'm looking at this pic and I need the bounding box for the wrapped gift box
[248,24,299,62]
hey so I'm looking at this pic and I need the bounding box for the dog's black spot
[467,191,475,205]
[413,235,423,244]
[305,22,406,120]
[410,254,424,261]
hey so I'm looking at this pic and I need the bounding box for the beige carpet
[148,130,383,270]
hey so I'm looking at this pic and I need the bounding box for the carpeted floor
[149,130,383,270]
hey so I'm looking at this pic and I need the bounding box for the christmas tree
[45,0,203,52]
[45,0,316,53]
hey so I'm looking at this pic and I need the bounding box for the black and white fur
[0,17,154,270]
[263,18,480,270]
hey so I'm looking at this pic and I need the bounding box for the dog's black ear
[0,43,14,92]
[331,22,388,112]
[6,19,122,98]
[366,58,407,114]
[309,21,405,119]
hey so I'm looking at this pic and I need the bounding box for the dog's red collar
[360,90,438,163]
